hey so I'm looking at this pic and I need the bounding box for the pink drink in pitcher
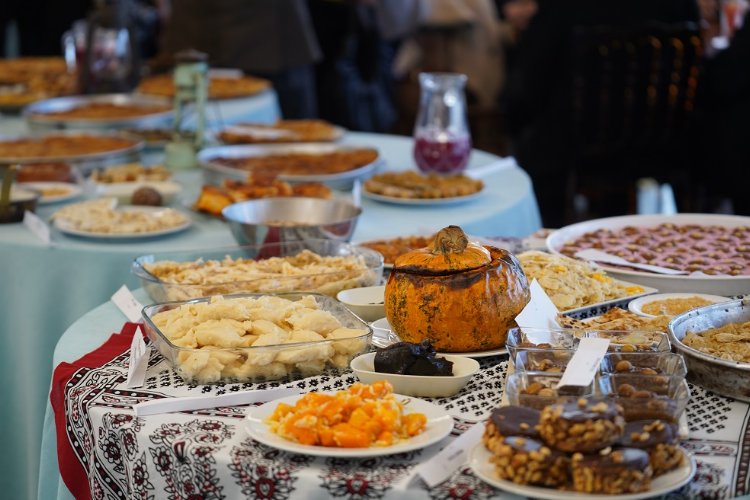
[413,131,472,174]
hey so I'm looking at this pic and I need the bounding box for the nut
[615,360,632,372]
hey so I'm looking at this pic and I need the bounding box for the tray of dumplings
[141,292,373,384]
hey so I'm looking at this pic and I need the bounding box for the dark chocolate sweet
[488,436,569,487]
[539,398,625,452]
[490,406,541,439]
[571,447,652,493]
[374,340,453,376]
[619,420,684,476]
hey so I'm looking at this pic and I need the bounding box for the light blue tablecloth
[0,89,281,500]
[1,127,540,499]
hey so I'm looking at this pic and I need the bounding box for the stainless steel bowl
[222,197,362,247]
[668,298,750,402]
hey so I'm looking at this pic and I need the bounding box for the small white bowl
[628,292,730,318]
[337,285,385,322]
[350,351,480,397]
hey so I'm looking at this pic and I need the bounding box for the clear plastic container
[513,349,576,374]
[132,239,384,302]
[600,352,687,378]
[505,327,580,362]
[505,372,594,411]
[584,329,671,352]
[142,292,373,384]
[599,375,690,423]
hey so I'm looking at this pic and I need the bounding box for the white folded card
[133,387,302,417]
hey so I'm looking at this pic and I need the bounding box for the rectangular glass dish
[142,292,373,384]
[132,239,384,302]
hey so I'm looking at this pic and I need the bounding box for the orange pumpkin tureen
[384,225,530,352]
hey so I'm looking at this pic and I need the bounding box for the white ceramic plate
[370,317,508,358]
[546,214,750,295]
[53,206,192,239]
[243,392,453,457]
[469,442,696,500]
[19,181,83,204]
[562,280,659,316]
[350,352,480,398]
[361,188,484,206]
[628,292,731,318]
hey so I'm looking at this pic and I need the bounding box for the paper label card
[23,210,51,246]
[556,337,610,388]
[413,423,484,488]
[515,279,561,331]
[111,285,144,323]
[126,325,151,388]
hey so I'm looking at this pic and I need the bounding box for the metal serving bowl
[668,298,750,402]
[222,197,362,247]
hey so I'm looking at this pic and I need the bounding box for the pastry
[539,399,625,452]
[484,406,541,456]
[217,119,342,144]
[488,436,569,487]
[571,448,652,493]
[618,420,684,475]
[363,171,483,199]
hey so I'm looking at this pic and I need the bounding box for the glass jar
[412,73,472,174]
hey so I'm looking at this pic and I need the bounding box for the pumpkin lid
[392,225,491,274]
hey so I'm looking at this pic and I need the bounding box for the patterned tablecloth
[51,323,750,500]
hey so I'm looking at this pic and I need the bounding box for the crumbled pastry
[0,135,136,159]
[641,296,715,316]
[539,399,625,453]
[684,320,750,363]
[142,249,374,300]
[50,198,188,234]
[358,235,435,265]
[150,294,368,383]
[571,448,652,493]
[518,251,645,311]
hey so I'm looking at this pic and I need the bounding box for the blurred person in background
[161,0,321,119]
[500,0,700,228]
[309,0,423,132]
[1,0,91,56]
[693,8,750,215]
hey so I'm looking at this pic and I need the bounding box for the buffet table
[40,289,750,500]
[0,123,540,500]
[0,89,281,500]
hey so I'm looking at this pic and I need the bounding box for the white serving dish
[350,352,480,397]
[628,292,730,318]
[18,181,83,204]
[546,214,750,295]
[336,285,385,322]
[90,180,182,205]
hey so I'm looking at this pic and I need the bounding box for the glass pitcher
[413,73,472,174]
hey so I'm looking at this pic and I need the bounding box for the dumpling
[328,327,368,354]
[193,319,246,348]
[276,330,333,364]
[287,309,342,335]
[252,319,289,339]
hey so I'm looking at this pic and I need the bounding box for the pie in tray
[217,120,342,144]
[0,134,139,160]
[0,57,75,108]
[211,148,378,176]
[31,102,171,120]
[363,171,484,199]
[137,73,271,100]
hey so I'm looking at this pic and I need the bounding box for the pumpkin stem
[433,225,468,254]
